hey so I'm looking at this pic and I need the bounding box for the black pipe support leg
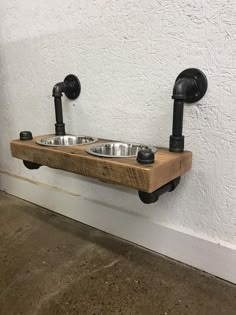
[54,96,66,136]
[169,68,207,152]
[139,177,181,204]
[52,74,81,136]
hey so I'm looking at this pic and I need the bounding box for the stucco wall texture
[0,1,235,246]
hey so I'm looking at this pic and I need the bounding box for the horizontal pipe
[139,177,181,204]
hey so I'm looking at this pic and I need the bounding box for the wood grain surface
[10,135,192,192]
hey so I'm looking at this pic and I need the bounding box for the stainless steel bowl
[36,135,98,146]
[86,142,157,158]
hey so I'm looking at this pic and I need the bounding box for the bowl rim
[85,142,157,158]
[35,134,99,147]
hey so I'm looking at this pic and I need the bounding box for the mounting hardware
[137,149,155,164]
[170,68,208,152]
[173,68,208,103]
[23,160,41,170]
[139,177,181,204]
[52,74,81,136]
[20,131,33,141]
[63,74,81,100]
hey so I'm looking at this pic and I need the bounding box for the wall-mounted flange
[63,74,81,100]
[173,68,208,103]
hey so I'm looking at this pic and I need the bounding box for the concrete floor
[0,192,236,315]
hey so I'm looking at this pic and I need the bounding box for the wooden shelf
[10,135,192,193]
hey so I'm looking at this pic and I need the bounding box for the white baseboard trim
[1,171,236,284]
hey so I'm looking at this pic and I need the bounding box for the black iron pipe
[139,177,181,204]
[52,75,81,136]
[54,97,63,124]
[52,82,66,136]
[169,69,208,152]
[54,96,66,135]
[23,160,41,170]
[169,99,185,153]
[169,77,192,153]
[169,77,191,152]
[172,100,184,136]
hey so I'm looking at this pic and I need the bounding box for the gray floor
[0,192,236,315]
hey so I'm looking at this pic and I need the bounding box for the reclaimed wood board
[10,135,192,193]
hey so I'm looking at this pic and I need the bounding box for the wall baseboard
[1,171,236,284]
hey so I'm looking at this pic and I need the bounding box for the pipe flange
[64,74,81,100]
[174,68,208,103]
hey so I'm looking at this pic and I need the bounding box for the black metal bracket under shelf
[138,177,181,204]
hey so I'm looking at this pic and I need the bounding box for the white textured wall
[0,1,236,250]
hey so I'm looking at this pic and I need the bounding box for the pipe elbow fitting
[172,77,193,101]
[52,82,65,98]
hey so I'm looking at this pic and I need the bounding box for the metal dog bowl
[36,135,98,146]
[86,142,157,158]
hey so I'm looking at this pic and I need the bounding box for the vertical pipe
[54,97,63,124]
[169,99,185,152]
[172,100,184,136]
[54,97,65,135]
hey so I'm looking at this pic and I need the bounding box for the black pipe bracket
[139,68,207,203]
[139,177,181,204]
[52,74,81,99]
[52,74,81,136]
[173,68,208,103]
[19,131,42,170]
[23,160,41,170]
[169,68,208,153]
